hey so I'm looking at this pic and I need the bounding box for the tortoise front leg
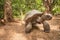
[25,22,32,33]
[42,21,50,33]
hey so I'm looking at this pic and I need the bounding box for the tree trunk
[43,0,53,14]
[4,0,14,22]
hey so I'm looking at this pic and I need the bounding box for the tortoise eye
[46,15,50,18]
[46,15,52,20]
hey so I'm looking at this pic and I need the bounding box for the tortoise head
[41,13,52,20]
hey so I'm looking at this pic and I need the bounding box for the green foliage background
[0,0,60,19]
[0,0,4,18]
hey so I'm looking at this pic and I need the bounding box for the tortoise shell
[24,10,43,23]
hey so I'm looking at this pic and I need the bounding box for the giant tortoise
[24,10,52,33]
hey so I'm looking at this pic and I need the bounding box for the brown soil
[0,16,60,40]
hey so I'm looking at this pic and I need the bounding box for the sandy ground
[0,16,60,40]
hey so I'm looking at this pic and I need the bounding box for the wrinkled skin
[25,22,32,33]
[24,10,52,33]
[43,21,50,33]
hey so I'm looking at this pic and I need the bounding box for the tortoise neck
[40,18,45,23]
[41,16,46,23]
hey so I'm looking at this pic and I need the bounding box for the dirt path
[0,17,60,40]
